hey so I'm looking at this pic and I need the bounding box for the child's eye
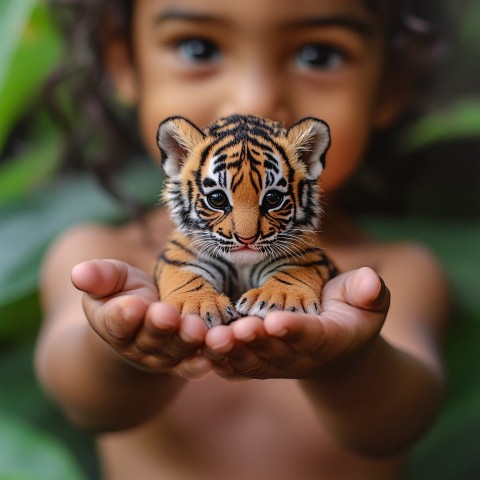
[175,38,220,64]
[295,44,346,71]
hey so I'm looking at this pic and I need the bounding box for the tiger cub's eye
[207,191,229,209]
[263,191,284,209]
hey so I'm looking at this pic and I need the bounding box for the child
[35,0,449,478]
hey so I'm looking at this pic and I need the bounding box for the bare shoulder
[40,223,129,309]
[43,207,172,276]
[332,235,447,295]
[377,242,450,315]
[377,242,447,287]
[41,209,172,310]
[374,241,450,372]
[42,223,130,279]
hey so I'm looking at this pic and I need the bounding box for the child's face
[114,0,397,193]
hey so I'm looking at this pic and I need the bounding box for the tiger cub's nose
[235,234,258,245]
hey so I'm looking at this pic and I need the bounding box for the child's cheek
[320,135,366,194]
[137,88,218,162]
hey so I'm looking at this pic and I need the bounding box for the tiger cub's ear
[286,117,331,180]
[157,116,205,177]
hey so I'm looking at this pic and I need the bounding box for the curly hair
[45,0,136,210]
[45,0,445,213]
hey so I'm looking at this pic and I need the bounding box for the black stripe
[272,276,293,286]
[183,284,205,294]
[279,271,312,288]
[170,274,203,294]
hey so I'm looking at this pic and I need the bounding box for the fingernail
[214,338,234,352]
[272,328,288,338]
[233,324,256,342]
[179,330,199,344]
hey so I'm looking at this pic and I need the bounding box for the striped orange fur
[155,115,337,327]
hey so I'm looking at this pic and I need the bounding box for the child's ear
[104,38,138,106]
[157,117,205,177]
[286,117,331,179]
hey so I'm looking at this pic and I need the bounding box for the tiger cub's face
[157,115,330,265]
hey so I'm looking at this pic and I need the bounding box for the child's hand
[204,267,389,380]
[71,259,212,379]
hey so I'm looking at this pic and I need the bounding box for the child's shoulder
[45,222,131,267]
[41,215,167,297]
[333,237,448,312]
[374,241,446,288]
[44,208,172,272]
[359,240,449,333]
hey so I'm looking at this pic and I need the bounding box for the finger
[211,361,239,380]
[133,302,182,354]
[318,268,389,353]
[88,294,149,345]
[172,354,213,380]
[136,305,207,359]
[150,313,207,366]
[72,259,128,298]
[231,317,297,368]
[204,325,236,361]
[216,342,270,378]
[205,320,289,379]
[346,267,390,312]
[324,267,390,314]
[204,317,266,354]
[72,259,157,300]
[204,325,266,377]
[264,312,326,355]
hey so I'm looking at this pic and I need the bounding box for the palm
[204,268,389,380]
[72,259,211,378]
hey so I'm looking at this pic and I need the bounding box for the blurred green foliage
[0,0,479,479]
[0,0,62,201]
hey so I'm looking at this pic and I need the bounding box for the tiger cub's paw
[236,286,321,318]
[164,292,238,328]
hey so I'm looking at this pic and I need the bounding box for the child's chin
[225,250,265,265]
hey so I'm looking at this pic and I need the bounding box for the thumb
[344,267,390,313]
[71,259,129,299]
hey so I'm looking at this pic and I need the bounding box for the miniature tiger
[154,114,337,327]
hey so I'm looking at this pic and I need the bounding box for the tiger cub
[155,114,337,327]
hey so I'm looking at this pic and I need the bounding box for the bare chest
[153,377,333,478]
[98,376,403,480]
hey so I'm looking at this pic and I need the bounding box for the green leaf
[0,291,41,342]
[461,2,480,57]
[0,160,162,341]
[0,132,61,204]
[0,161,162,317]
[0,414,86,480]
[0,2,61,152]
[0,344,98,477]
[404,99,480,152]
[0,0,37,89]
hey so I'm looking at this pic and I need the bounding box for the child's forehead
[135,0,380,24]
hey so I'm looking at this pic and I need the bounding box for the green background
[0,1,479,478]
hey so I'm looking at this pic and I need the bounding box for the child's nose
[219,68,290,123]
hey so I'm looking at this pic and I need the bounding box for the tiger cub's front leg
[236,250,337,318]
[155,235,238,328]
